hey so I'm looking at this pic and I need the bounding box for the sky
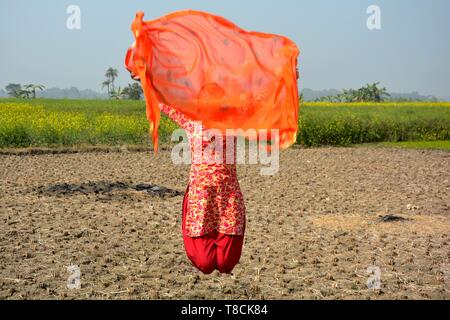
[1,0,449,98]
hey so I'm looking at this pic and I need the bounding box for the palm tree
[24,84,45,99]
[18,89,31,99]
[370,82,390,102]
[355,82,390,102]
[339,89,357,102]
[104,68,119,96]
[102,80,111,95]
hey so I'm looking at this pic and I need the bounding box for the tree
[103,67,119,96]
[5,83,22,98]
[18,89,31,99]
[315,82,390,103]
[122,83,143,100]
[23,84,45,99]
[366,82,390,102]
[110,87,126,100]
[102,80,111,95]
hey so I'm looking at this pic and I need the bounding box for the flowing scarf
[125,10,300,152]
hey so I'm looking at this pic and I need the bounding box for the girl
[158,103,246,274]
[126,43,246,274]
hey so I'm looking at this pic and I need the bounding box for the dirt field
[0,147,449,299]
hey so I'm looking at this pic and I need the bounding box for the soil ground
[0,146,449,299]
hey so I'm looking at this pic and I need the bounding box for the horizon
[1,0,450,98]
[0,85,443,101]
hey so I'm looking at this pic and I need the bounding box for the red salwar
[182,186,245,274]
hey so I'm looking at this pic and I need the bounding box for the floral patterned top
[159,103,246,237]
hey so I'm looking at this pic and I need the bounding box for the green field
[0,98,449,149]
[297,103,450,146]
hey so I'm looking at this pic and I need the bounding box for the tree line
[3,67,143,100]
[313,82,390,102]
[3,75,429,103]
[102,67,143,100]
[5,83,45,99]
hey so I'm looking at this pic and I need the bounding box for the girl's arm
[159,103,201,133]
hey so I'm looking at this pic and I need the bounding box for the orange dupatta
[125,10,300,152]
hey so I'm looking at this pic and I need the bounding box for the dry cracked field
[0,146,449,299]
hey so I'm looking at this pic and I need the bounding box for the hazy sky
[1,0,449,97]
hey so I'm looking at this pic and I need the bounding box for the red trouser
[182,186,245,274]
